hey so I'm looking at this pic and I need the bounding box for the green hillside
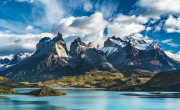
[38,70,155,88]
[0,76,39,88]
[141,70,180,91]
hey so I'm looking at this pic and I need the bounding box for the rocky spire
[70,38,87,57]
[35,33,68,58]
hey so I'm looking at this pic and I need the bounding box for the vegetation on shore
[0,86,66,96]
[141,70,180,91]
[26,87,66,96]
[0,76,40,88]
[0,86,18,94]
[37,70,155,89]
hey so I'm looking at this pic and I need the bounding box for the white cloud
[134,0,180,18]
[83,1,93,12]
[146,27,152,32]
[164,15,180,33]
[16,0,33,3]
[51,12,107,46]
[26,25,34,31]
[162,39,172,43]
[0,32,54,55]
[166,43,180,47]
[108,14,148,37]
[165,51,180,62]
[155,26,161,32]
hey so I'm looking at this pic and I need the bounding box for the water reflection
[0,96,67,110]
[0,88,180,110]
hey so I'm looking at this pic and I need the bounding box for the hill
[0,76,39,88]
[141,70,180,91]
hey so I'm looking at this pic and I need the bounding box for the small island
[26,87,67,96]
[0,86,66,96]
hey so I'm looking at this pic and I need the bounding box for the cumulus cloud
[107,14,148,37]
[0,32,54,55]
[51,12,107,46]
[165,51,180,62]
[133,0,180,18]
[164,15,180,33]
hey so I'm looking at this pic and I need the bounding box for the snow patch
[109,36,160,50]
[0,54,14,60]
[100,47,118,56]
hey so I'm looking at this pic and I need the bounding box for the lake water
[0,88,180,110]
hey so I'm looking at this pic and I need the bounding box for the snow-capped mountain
[0,33,180,82]
[0,52,33,71]
[100,36,180,72]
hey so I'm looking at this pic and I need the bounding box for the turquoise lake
[0,88,180,110]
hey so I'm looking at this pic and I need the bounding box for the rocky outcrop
[70,48,117,73]
[69,38,117,73]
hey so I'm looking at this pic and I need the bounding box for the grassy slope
[38,70,155,88]
[0,76,39,88]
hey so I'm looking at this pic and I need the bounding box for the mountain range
[0,33,180,82]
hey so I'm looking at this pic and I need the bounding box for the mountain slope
[100,36,180,72]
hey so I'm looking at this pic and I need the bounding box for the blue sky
[0,0,180,61]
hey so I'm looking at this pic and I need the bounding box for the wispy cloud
[162,39,172,43]
[161,39,179,47]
